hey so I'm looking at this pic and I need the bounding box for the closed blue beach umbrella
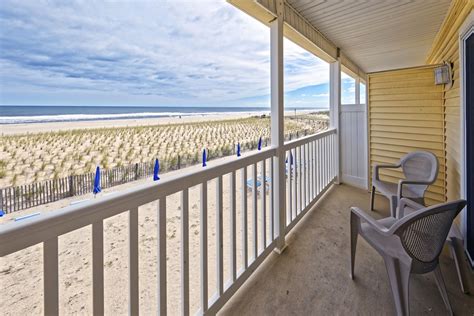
[202,149,207,167]
[286,152,294,165]
[258,137,262,150]
[153,158,160,181]
[237,143,241,157]
[93,166,101,195]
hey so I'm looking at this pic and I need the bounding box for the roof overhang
[229,0,453,75]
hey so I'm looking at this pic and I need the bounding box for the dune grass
[0,114,328,187]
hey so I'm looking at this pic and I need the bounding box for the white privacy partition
[340,103,368,189]
[0,129,336,316]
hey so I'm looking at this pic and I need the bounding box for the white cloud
[0,0,329,106]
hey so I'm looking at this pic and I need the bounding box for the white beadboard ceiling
[286,0,452,73]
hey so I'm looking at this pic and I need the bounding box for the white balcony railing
[0,128,337,316]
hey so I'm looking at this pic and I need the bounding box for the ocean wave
[0,110,267,124]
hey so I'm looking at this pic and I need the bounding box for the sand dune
[0,112,328,188]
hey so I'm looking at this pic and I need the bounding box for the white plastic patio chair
[370,151,438,217]
[398,198,470,294]
[350,199,467,316]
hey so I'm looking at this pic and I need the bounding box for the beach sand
[0,151,277,315]
[0,110,314,136]
[0,111,328,188]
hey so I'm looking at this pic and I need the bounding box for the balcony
[220,184,474,315]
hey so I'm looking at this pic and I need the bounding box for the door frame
[459,11,474,267]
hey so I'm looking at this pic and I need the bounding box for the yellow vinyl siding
[368,66,446,205]
[426,0,473,201]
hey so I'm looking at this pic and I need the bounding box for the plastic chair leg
[370,186,375,211]
[384,257,411,316]
[448,237,470,294]
[433,265,453,315]
[350,212,359,280]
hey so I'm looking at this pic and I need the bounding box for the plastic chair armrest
[397,198,424,219]
[397,179,432,200]
[350,207,391,236]
[373,163,401,181]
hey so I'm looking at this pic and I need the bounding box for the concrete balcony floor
[220,184,474,315]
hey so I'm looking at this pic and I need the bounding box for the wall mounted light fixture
[434,61,453,89]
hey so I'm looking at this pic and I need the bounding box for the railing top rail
[283,128,336,151]
[0,146,276,256]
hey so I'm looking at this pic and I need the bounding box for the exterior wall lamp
[434,61,453,89]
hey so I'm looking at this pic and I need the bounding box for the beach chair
[370,151,438,217]
[246,178,262,193]
[350,199,466,315]
[398,198,470,294]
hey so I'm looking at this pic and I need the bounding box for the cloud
[0,0,329,106]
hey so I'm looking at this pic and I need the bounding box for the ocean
[0,105,323,124]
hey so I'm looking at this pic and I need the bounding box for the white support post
[271,0,286,254]
[355,77,360,105]
[329,60,341,184]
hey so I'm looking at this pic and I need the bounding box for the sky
[0,0,356,108]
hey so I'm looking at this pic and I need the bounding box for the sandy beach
[0,110,315,136]
[0,111,328,188]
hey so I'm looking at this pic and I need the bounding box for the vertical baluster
[307,143,311,201]
[310,141,315,199]
[44,237,59,316]
[325,136,329,186]
[241,168,248,269]
[298,145,302,214]
[330,134,333,180]
[270,157,274,240]
[216,176,224,296]
[92,220,104,315]
[308,142,312,199]
[306,143,310,205]
[229,171,237,282]
[252,164,258,260]
[292,148,297,221]
[200,182,208,313]
[317,139,322,195]
[181,189,189,315]
[158,198,167,316]
[260,159,266,249]
[286,151,292,226]
[327,135,331,182]
[129,207,139,316]
[322,137,325,187]
[304,143,310,207]
[313,141,317,197]
[326,135,330,182]
[301,145,305,210]
[333,133,336,180]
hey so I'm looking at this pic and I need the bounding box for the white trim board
[459,11,474,267]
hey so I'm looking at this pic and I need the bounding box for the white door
[340,102,368,189]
